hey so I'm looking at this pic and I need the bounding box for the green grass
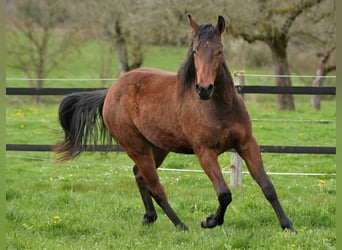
[6,38,335,249]
[6,99,336,249]
[6,99,336,148]
[6,151,336,249]
[6,37,188,89]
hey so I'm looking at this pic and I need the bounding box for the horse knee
[133,165,146,183]
[218,191,232,207]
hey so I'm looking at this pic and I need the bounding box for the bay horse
[55,15,296,232]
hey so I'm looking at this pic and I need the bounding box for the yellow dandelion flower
[52,215,61,224]
[19,124,25,129]
[15,109,24,117]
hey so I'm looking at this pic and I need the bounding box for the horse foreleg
[196,149,232,228]
[133,165,158,224]
[237,136,296,232]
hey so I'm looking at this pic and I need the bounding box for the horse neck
[213,62,237,106]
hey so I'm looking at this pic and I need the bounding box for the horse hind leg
[133,165,158,224]
[136,158,188,230]
[124,141,187,230]
[132,147,169,225]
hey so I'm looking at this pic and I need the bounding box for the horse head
[188,15,225,100]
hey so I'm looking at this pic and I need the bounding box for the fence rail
[5,144,336,154]
[6,86,336,95]
[6,85,336,155]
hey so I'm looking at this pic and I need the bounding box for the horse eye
[193,50,197,56]
[217,51,223,56]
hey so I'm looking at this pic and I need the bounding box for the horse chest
[181,114,232,149]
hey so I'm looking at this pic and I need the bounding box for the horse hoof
[282,224,297,233]
[201,215,218,229]
[142,213,158,225]
[281,218,297,233]
[176,223,189,231]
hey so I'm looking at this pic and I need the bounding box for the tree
[77,0,144,76]
[7,0,80,102]
[225,0,334,110]
[141,0,231,46]
[311,46,336,110]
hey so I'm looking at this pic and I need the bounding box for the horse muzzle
[195,83,214,100]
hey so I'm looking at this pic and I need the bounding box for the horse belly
[132,97,193,153]
[148,128,194,154]
[134,110,194,154]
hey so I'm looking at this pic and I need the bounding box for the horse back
[103,68,192,153]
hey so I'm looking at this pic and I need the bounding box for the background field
[6,42,336,249]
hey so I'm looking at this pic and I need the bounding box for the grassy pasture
[6,101,336,249]
[6,40,336,249]
[5,150,336,249]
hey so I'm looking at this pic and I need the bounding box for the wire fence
[5,154,336,177]
[5,74,337,81]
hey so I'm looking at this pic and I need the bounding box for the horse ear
[216,15,225,34]
[188,14,198,34]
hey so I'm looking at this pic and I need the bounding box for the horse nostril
[195,83,201,93]
[195,83,204,96]
[195,83,214,100]
[206,84,214,94]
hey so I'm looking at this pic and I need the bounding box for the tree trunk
[270,43,295,110]
[115,36,129,75]
[115,21,143,76]
[311,48,336,110]
[34,28,49,103]
[311,67,326,110]
[115,20,129,75]
[129,42,143,70]
[34,57,44,103]
[99,44,115,88]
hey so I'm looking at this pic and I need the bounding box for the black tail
[54,89,112,161]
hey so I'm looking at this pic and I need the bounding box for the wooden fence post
[230,71,245,188]
[230,152,243,187]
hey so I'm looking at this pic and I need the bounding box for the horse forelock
[196,24,217,40]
